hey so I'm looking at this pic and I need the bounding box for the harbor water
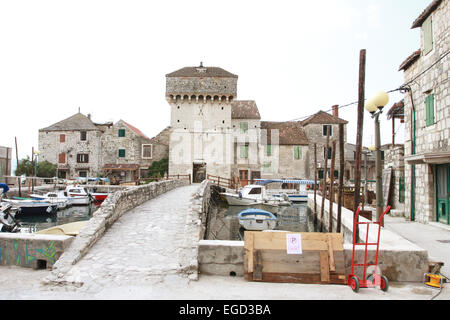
[16,203,100,233]
[205,203,319,241]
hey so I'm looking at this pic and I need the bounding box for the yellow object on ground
[425,274,444,288]
[36,221,88,236]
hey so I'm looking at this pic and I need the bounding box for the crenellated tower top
[165,63,238,103]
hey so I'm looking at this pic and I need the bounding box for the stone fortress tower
[166,63,239,182]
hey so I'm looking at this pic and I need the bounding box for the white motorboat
[2,198,58,215]
[220,184,291,206]
[65,185,92,205]
[29,190,73,209]
[238,208,277,231]
[253,179,315,202]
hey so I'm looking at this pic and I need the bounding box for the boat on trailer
[238,208,277,231]
[253,179,315,202]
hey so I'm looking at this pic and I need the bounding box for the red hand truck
[347,205,391,293]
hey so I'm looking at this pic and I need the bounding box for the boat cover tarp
[36,220,88,236]
[253,179,315,185]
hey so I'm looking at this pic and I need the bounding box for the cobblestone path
[62,184,200,292]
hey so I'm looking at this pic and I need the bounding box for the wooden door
[436,164,450,225]
[239,170,249,187]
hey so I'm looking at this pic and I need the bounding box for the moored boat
[65,185,92,205]
[220,184,291,207]
[29,190,73,209]
[238,208,277,231]
[254,179,315,202]
[2,198,58,215]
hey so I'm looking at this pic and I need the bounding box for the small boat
[0,203,21,232]
[65,185,92,205]
[238,208,277,231]
[220,184,291,206]
[254,179,316,202]
[29,190,73,209]
[36,220,88,236]
[89,191,110,203]
[2,198,58,215]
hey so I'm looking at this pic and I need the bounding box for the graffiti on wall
[0,239,57,266]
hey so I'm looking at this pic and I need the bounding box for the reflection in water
[206,203,318,241]
[16,204,99,233]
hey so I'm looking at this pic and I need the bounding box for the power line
[286,50,449,123]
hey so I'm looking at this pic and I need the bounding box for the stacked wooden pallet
[244,231,346,284]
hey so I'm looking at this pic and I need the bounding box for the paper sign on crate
[286,233,302,255]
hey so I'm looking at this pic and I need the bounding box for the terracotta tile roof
[231,101,261,120]
[260,121,309,145]
[399,49,421,71]
[387,100,405,120]
[39,113,100,131]
[122,121,150,140]
[103,164,140,170]
[411,0,442,28]
[301,110,348,125]
[166,65,238,78]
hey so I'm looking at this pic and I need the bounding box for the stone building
[398,0,449,224]
[301,107,348,181]
[101,120,170,182]
[166,64,350,184]
[0,146,12,184]
[38,113,111,179]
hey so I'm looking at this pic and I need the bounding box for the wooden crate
[243,231,347,284]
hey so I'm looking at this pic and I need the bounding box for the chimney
[332,105,339,118]
[87,114,91,120]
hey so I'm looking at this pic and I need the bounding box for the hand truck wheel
[349,276,360,293]
[380,275,389,292]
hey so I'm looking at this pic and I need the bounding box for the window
[248,188,262,195]
[80,131,87,141]
[77,154,89,163]
[78,171,87,178]
[58,153,66,164]
[294,146,302,160]
[266,144,272,156]
[60,134,65,143]
[323,125,332,136]
[423,16,433,55]
[142,144,152,159]
[240,122,248,134]
[263,162,271,173]
[118,129,126,137]
[240,145,249,159]
[324,147,332,159]
[425,93,435,126]
[118,149,126,158]
[318,169,324,179]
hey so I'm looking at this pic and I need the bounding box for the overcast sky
[0,0,429,167]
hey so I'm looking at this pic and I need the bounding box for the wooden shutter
[118,149,126,157]
[240,122,248,133]
[294,146,300,159]
[426,94,434,126]
[267,144,272,156]
[60,134,65,143]
[58,153,66,164]
[118,129,125,137]
[423,16,433,55]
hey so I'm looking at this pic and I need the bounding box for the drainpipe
[403,85,416,221]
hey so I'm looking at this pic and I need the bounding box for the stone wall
[44,178,189,285]
[0,233,73,269]
[39,129,103,179]
[402,0,449,223]
[383,146,405,215]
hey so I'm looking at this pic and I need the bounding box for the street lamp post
[364,92,389,224]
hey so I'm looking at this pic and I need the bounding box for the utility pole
[314,143,318,224]
[15,137,21,197]
[320,126,331,232]
[329,140,337,232]
[337,123,344,233]
[353,49,366,242]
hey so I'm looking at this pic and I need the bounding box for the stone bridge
[43,179,210,291]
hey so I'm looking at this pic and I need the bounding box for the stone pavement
[54,183,201,291]
[384,215,450,276]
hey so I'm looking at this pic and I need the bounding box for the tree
[148,158,168,178]
[15,157,56,177]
